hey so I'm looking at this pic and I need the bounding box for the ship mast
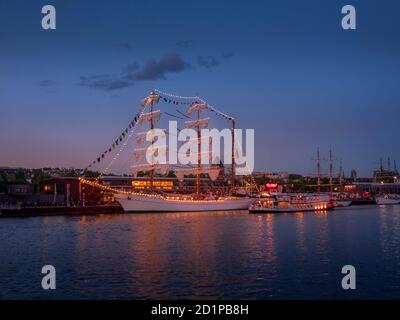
[329,148,333,193]
[339,159,344,191]
[317,147,321,193]
[149,98,155,191]
[231,119,235,192]
[196,109,201,195]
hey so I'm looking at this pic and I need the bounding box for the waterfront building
[344,182,400,195]
[252,171,289,182]
[42,174,227,206]
[372,158,399,183]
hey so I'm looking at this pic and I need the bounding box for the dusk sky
[1,0,400,176]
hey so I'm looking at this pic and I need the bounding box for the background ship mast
[231,119,235,192]
[317,148,321,193]
[329,147,333,193]
[310,147,343,193]
[196,109,201,195]
[338,159,344,191]
[149,100,155,191]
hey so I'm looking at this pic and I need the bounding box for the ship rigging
[79,89,257,212]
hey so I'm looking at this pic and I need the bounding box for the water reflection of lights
[315,209,330,257]
[295,212,306,257]
[264,214,277,266]
[379,205,400,260]
[295,212,304,219]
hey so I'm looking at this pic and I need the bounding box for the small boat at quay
[375,194,400,205]
[333,199,352,208]
[249,194,334,213]
[301,192,353,208]
[330,193,353,208]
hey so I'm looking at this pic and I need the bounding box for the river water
[1,205,400,299]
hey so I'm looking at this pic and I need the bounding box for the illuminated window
[132,180,173,190]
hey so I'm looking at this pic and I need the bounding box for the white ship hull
[376,196,400,205]
[115,193,255,212]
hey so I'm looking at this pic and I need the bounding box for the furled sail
[131,163,169,177]
[147,144,167,161]
[136,128,166,145]
[141,93,160,107]
[186,135,212,144]
[159,163,169,175]
[174,166,221,182]
[133,147,147,161]
[175,171,185,182]
[134,145,168,163]
[208,166,221,181]
[187,103,208,117]
[138,110,161,125]
[135,132,147,145]
[184,118,209,129]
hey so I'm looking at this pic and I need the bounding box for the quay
[350,199,376,205]
[0,204,124,218]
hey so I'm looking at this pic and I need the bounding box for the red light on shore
[266,183,278,189]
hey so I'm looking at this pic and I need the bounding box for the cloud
[176,40,192,48]
[78,74,133,91]
[132,53,189,80]
[39,80,55,86]
[197,56,220,69]
[78,53,189,91]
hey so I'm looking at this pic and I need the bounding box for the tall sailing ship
[111,90,254,212]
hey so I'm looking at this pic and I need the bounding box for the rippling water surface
[1,205,400,299]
